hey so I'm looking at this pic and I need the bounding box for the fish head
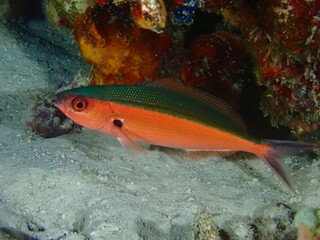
[53,92,113,131]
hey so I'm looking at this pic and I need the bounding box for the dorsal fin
[144,78,247,131]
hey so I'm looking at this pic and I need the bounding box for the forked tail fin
[256,140,318,191]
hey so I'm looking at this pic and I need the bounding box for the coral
[172,0,200,25]
[252,203,295,239]
[37,0,320,140]
[95,0,108,5]
[181,31,251,106]
[193,213,221,240]
[289,117,319,142]
[261,0,320,57]
[27,98,82,138]
[198,0,320,139]
[228,217,256,239]
[73,4,170,85]
[201,0,233,14]
[46,0,168,31]
[132,0,167,33]
[44,0,95,27]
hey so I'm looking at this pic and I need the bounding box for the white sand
[0,20,319,240]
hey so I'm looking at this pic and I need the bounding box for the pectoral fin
[113,119,146,157]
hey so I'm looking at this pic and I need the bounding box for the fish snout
[52,94,67,106]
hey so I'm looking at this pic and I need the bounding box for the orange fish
[53,79,316,190]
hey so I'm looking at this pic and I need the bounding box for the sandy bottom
[0,21,319,240]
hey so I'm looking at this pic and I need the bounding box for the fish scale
[53,79,318,191]
[62,83,252,141]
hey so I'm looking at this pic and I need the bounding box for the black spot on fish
[113,119,123,128]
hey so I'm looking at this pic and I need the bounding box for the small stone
[294,207,319,230]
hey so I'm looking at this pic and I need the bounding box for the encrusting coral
[132,0,167,33]
[181,31,251,107]
[27,99,82,138]
[19,0,320,143]
[73,4,170,85]
[204,0,320,140]
[44,0,95,27]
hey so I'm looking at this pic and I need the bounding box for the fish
[52,78,317,190]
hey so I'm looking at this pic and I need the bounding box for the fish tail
[256,140,318,191]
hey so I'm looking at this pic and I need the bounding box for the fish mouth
[52,94,67,107]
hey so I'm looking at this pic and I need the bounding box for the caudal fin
[257,140,318,191]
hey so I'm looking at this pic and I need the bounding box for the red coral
[202,0,234,13]
[266,0,320,55]
[201,0,320,136]
[181,32,250,105]
[95,0,108,6]
[174,0,185,5]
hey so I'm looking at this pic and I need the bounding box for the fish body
[97,101,264,152]
[53,79,316,190]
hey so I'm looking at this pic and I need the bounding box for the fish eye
[71,97,88,112]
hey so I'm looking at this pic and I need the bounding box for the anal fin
[186,150,236,160]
